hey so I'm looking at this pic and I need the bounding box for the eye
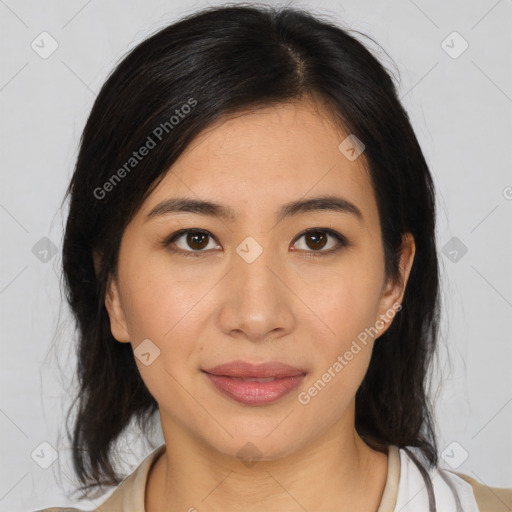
[162,227,347,258]
[162,229,220,257]
[291,228,347,257]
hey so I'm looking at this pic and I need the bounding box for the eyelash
[161,228,348,259]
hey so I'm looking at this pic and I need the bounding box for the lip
[202,360,307,406]
[203,360,306,378]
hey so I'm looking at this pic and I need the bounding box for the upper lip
[202,360,307,378]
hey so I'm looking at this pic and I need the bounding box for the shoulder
[33,444,166,512]
[395,447,510,512]
[451,471,512,512]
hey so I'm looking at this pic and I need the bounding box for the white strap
[394,448,480,511]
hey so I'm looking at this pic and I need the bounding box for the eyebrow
[146,195,364,223]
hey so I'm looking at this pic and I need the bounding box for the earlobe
[104,274,131,343]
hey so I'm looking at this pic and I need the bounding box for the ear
[104,272,131,343]
[93,249,130,343]
[375,232,415,338]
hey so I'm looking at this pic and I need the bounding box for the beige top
[34,443,511,512]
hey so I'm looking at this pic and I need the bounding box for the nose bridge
[234,235,281,302]
[217,234,294,340]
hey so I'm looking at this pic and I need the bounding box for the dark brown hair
[61,2,440,499]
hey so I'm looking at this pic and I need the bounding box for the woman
[36,4,511,512]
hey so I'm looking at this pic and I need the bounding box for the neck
[146,414,388,512]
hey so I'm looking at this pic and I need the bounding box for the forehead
[140,100,379,229]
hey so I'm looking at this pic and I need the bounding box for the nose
[217,242,295,343]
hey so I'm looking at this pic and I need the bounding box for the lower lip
[203,372,306,406]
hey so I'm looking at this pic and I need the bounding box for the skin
[103,99,415,512]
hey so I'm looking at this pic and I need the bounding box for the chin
[199,424,307,465]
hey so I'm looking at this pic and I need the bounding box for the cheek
[120,255,211,342]
[297,281,378,418]
[122,269,206,410]
[115,275,199,405]
[297,259,383,399]
[300,261,383,343]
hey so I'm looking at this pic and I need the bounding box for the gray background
[1,0,511,510]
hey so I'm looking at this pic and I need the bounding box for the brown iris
[304,231,328,250]
[186,232,209,250]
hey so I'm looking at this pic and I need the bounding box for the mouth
[201,360,307,406]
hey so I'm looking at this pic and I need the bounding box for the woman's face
[105,99,414,461]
